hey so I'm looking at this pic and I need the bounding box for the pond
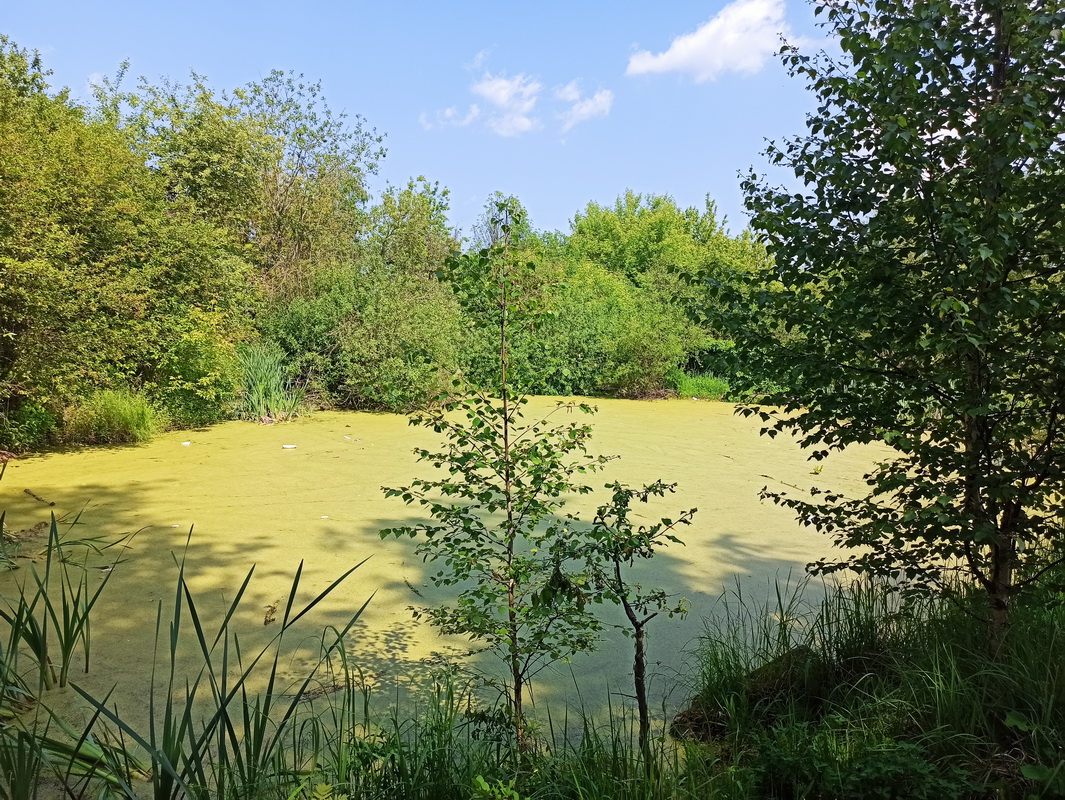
[0,397,885,729]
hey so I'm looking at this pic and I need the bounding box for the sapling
[582,480,695,756]
[382,199,609,746]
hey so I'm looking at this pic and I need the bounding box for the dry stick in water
[24,489,55,506]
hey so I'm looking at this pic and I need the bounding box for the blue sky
[6,1,828,237]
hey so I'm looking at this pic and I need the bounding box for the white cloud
[555,80,582,103]
[423,57,615,138]
[419,104,480,130]
[626,0,790,83]
[559,88,614,132]
[466,49,492,71]
[471,72,542,136]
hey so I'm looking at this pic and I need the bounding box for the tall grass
[6,534,1060,797]
[65,389,166,445]
[237,343,306,422]
[687,577,1065,797]
[667,371,730,401]
[0,516,119,692]
[5,557,739,800]
[290,666,739,800]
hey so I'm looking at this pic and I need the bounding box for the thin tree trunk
[499,224,524,746]
[617,562,653,761]
[987,533,1016,653]
[512,641,524,745]
[633,622,650,757]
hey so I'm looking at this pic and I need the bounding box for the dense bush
[260,265,463,412]
[0,38,253,443]
[257,263,365,403]
[461,261,703,398]
[145,308,245,427]
[336,272,463,410]
[0,402,59,452]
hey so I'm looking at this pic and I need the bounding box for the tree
[98,69,386,295]
[468,191,534,251]
[93,70,269,241]
[735,0,1065,645]
[580,481,694,757]
[236,71,385,292]
[0,37,251,437]
[369,176,457,277]
[381,200,609,745]
[567,192,746,285]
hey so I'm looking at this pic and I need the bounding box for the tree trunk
[633,622,650,758]
[512,655,525,747]
[987,532,1016,654]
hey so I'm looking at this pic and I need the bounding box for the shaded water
[0,398,885,727]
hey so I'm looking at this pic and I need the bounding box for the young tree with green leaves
[733,0,1065,645]
[581,481,694,757]
[381,200,609,745]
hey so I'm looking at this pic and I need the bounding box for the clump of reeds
[236,343,306,423]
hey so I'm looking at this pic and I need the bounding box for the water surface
[0,398,885,726]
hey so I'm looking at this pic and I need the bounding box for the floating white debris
[282,444,297,449]
[343,436,351,440]
[181,441,192,446]
[320,515,330,519]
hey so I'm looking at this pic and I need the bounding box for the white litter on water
[181,441,191,446]
[320,515,330,519]
[282,444,297,449]
[343,436,351,440]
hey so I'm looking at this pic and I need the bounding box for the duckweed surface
[0,398,886,726]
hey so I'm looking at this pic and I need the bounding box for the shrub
[460,261,702,398]
[0,403,59,451]
[258,265,462,412]
[148,309,243,427]
[335,273,462,411]
[607,301,697,398]
[64,389,166,444]
[257,263,364,403]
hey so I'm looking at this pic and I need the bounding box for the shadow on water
[0,401,887,730]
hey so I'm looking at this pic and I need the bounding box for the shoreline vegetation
[4,0,1065,794]
[1,516,1061,799]
[0,30,755,456]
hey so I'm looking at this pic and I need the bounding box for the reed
[236,343,306,423]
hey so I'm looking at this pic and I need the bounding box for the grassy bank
[679,579,1065,798]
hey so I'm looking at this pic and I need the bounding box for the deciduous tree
[736,0,1065,644]
[382,200,608,745]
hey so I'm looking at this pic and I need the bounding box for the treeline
[0,35,766,451]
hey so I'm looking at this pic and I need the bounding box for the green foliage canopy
[0,37,252,437]
[736,0,1065,638]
